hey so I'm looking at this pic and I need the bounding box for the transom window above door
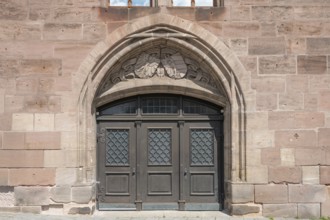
[109,0,223,7]
[97,95,222,117]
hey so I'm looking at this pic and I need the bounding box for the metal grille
[106,129,129,166]
[148,129,172,165]
[190,129,214,166]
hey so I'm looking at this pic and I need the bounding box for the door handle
[184,168,188,176]
[132,168,136,176]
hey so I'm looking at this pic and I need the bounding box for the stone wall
[0,0,329,218]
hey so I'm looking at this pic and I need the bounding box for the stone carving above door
[99,46,218,94]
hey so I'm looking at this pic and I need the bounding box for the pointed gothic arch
[75,13,247,211]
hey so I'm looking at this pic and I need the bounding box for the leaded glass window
[190,129,214,166]
[148,128,172,165]
[99,100,137,115]
[106,129,129,166]
[142,97,178,114]
[183,99,220,115]
[110,0,151,6]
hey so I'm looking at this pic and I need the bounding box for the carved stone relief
[100,47,218,94]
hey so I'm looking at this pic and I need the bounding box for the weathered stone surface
[71,186,93,204]
[0,169,8,186]
[275,130,317,148]
[259,56,296,75]
[295,148,325,165]
[43,23,82,41]
[322,186,330,216]
[289,184,327,203]
[25,132,61,150]
[263,204,297,218]
[230,6,251,21]
[260,22,276,36]
[307,38,330,54]
[5,95,25,113]
[50,186,71,203]
[248,130,274,149]
[34,114,55,131]
[56,168,77,186]
[68,207,91,215]
[279,92,304,110]
[251,77,285,93]
[320,166,330,184]
[2,132,25,149]
[230,39,247,55]
[249,37,286,55]
[295,6,330,20]
[269,112,324,129]
[298,204,320,219]
[223,22,260,37]
[319,91,330,111]
[83,23,106,42]
[286,75,309,92]
[19,59,62,76]
[303,166,320,184]
[286,37,306,54]
[9,168,55,186]
[21,206,42,214]
[195,7,229,21]
[12,113,33,131]
[16,78,38,94]
[255,184,288,203]
[298,55,327,75]
[252,6,294,21]
[319,128,330,147]
[256,93,278,111]
[0,23,41,41]
[15,187,50,206]
[231,184,254,203]
[0,150,43,168]
[304,93,318,111]
[269,167,301,184]
[0,0,28,20]
[280,148,295,166]
[231,204,260,215]
[261,148,281,166]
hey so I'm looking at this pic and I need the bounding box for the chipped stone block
[231,184,254,203]
[263,204,297,218]
[298,55,327,75]
[0,186,14,207]
[298,203,320,219]
[303,166,320,185]
[269,167,301,184]
[68,206,91,215]
[71,186,93,204]
[255,184,288,204]
[14,187,50,206]
[289,185,326,203]
[50,186,71,203]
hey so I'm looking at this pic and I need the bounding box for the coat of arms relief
[99,47,218,94]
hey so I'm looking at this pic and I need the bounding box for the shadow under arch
[76,13,247,211]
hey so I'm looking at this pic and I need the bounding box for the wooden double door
[97,120,222,211]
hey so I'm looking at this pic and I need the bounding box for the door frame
[96,94,224,211]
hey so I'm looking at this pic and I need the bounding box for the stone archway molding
[75,13,247,198]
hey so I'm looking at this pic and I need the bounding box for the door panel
[183,121,221,210]
[140,122,179,208]
[97,122,136,209]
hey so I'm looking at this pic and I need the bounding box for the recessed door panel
[140,122,179,206]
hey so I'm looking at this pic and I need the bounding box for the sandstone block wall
[0,0,329,217]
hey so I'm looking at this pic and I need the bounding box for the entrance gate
[96,95,223,211]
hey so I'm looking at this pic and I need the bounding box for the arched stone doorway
[76,14,247,212]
